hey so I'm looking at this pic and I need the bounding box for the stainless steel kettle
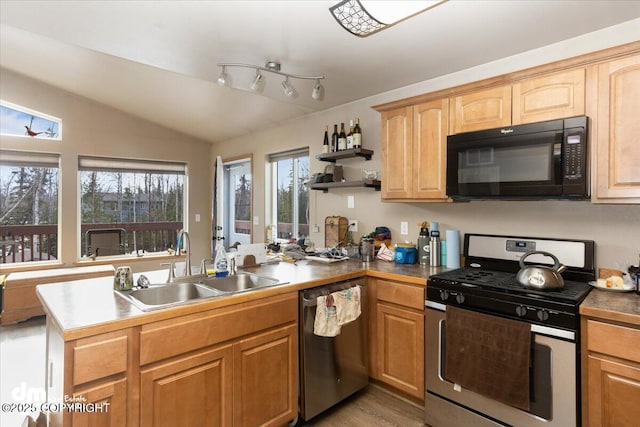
[516,251,567,290]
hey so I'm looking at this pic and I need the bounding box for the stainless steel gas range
[425,234,595,427]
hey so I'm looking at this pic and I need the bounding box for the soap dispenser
[214,240,229,277]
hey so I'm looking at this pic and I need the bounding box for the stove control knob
[456,294,465,304]
[537,310,550,321]
[439,290,449,301]
[516,305,527,317]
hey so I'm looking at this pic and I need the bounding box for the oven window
[439,322,553,420]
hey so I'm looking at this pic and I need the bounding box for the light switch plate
[347,195,355,209]
[195,214,201,222]
[400,221,409,235]
[253,216,259,225]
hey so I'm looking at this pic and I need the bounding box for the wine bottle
[338,123,347,151]
[352,118,362,148]
[331,124,339,152]
[347,120,354,149]
[322,126,330,154]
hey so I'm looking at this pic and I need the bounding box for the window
[78,156,186,258]
[222,158,252,246]
[0,101,61,140]
[268,149,309,243]
[0,150,60,264]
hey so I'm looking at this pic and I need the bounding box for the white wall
[0,69,213,272]
[212,20,640,270]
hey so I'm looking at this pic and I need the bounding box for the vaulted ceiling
[1,1,639,144]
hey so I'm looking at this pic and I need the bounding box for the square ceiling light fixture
[330,0,448,37]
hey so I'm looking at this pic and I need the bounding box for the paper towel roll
[446,229,461,268]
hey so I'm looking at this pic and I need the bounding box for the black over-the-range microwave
[446,116,588,200]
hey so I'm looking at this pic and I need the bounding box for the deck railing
[0,222,183,264]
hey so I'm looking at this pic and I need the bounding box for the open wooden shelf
[315,148,374,163]
[309,179,381,193]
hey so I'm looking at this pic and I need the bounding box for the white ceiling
[1,1,640,144]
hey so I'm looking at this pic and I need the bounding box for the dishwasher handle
[301,282,362,307]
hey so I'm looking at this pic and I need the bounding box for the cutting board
[236,243,267,266]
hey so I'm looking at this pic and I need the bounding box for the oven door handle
[425,300,575,340]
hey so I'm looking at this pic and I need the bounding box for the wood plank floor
[0,316,426,427]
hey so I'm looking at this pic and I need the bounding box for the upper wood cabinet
[450,69,585,134]
[380,99,449,201]
[450,85,512,134]
[590,53,640,203]
[513,68,586,124]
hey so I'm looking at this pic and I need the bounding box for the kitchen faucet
[177,229,192,277]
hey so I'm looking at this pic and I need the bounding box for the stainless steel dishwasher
[298,279,368,422]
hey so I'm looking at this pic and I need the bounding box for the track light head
[217,66,228,86]
[312,79,323,100]
[281,77,295,97]
[250,70,264,91]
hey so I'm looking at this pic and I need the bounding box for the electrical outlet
[400,221,409,235]
[312,224,320,233]
[348,220,358,232]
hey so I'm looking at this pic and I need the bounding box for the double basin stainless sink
[115,273,286,312]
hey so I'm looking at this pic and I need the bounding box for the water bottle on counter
[429,230,441,267]
[417,224,430,265]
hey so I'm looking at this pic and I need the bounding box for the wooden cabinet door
[450,85,511,133]
[413,99,449,200]
[71,378,127,427]
[592,54,640,202]
[586,355,640,427]
[233,324,297,427]
[376,302,424,399]
[512,68,585,124]
[140,344,233,427]
[381,106,413,199]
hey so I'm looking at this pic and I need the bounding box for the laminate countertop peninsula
[36,259,445,340]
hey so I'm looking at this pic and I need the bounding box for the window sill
[74,253,185,267]
[0,261,63,275]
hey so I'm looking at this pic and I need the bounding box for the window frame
[267,148,309,244]
[77,155,188,260]
[0,149,61,266]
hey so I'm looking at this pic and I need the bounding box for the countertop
[579,287,640,327]
[36,259,445,340]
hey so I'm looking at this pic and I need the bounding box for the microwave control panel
[564,133,584,179]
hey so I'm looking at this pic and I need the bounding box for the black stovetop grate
[430,268,591,303]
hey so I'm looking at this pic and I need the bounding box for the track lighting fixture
[216,61,325,100]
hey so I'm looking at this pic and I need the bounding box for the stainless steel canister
[359,237,375,262]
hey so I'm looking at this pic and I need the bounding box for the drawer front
[73,332,128,386]
[140,292,297,365]
[587,320,640,363]
[376,279,424,310]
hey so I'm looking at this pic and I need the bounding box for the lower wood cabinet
[233,324,298,427]
[71,378,128,427]
[140,344,234,427]
[376,302,424,398]
[582,318,640,426]
[369,278,425,400]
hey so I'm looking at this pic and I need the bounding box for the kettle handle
[519,251,562,270]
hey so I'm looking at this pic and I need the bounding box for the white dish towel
[314,294,341,337]
[334,285,361,326]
